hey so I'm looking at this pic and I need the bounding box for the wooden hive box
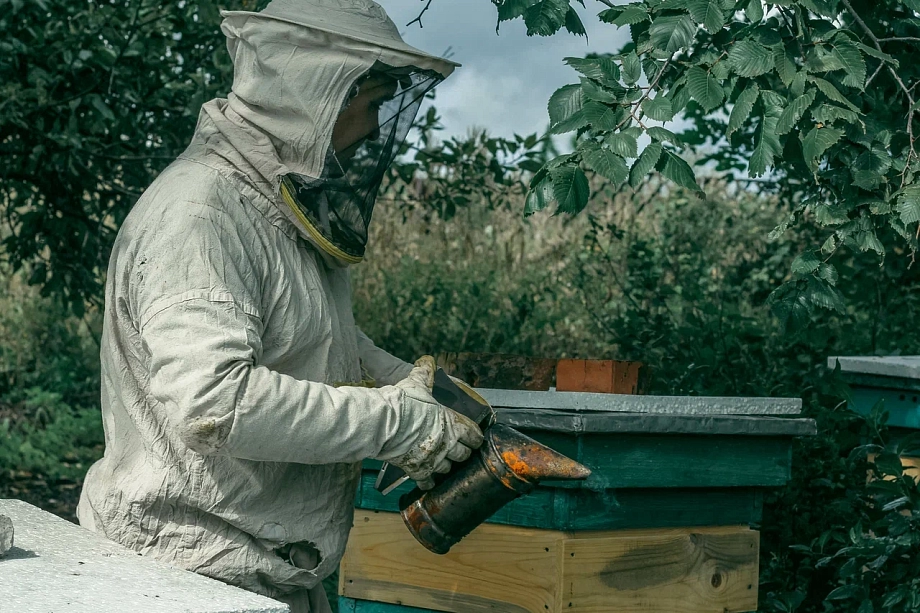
[829,356,920,430]
[355,390,814,532]
[343,390,815,613]
[340,511,759,613]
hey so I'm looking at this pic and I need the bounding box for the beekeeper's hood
[219,0,457,265]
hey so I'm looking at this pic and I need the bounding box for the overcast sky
[376,0,631,140]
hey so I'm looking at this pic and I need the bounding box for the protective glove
[378,356,484,490]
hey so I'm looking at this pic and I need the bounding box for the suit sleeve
[355,327,413,387]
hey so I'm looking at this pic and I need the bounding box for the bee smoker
[398,423,592,555]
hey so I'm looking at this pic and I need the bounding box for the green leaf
[686,65,724,112]
[629,142,663,187]
[657,150,701,192]
[647,126,684,147]
[728,40,774,77]
[744,0,763,22]
[565,56,621,85]
[564,7,587,36]
[687,0,726,32]
[810,77,860,112]
[582,145,630,184]
[642,96,675,121]
[750,100,783,177]
[775,88,816,136]
[811,103,860,125]
[524,0,570,36]
[727,83,759,137]
[856,42,899,69]
[806,45,846,73]
[649,14,697,54]
[88,94,116,122]
[790,71,807,97]
[801,126,845,170]
[799,0,837,18]
[622,51,642,85]
[806,276,846,312]
[524,176,555,216]
[667,84,692,115]
[830,40,867,89]
[607,5,650,26]
[548,84,584,126]
[855,227,885,254]
[605,128,641,158]
[896,185,920,224]
[774,46,797,86]
[579,101,624,130]
[497,0,534,22]
[826,585,864,601]
[768,280,814,328]
[791,252,821,274]
[581,78,619,104]
[550,164,591,214]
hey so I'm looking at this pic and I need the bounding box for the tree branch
[878,37,920,43]
[407,0,434,28]
[840,0,918,184]
[865,60,885,88]
[617,59,671,131]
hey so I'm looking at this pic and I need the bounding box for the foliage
[0,387,104,482]
[355,179,920,613]
[478,0,920,323]
[0,0,269,312]
[387,106,552,221]
[764,404,920,613]
[0,267,103,500]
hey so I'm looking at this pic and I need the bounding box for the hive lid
[828,356,920,381]
[0,499,287,613]
[477,388,802,415]
[497,410,817,437]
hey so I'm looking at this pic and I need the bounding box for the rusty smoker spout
[399,424,591,554]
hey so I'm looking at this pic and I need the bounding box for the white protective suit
[77,1,458,609]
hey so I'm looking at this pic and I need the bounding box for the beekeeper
[76,1,482,611]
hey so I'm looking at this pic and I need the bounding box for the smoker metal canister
[398,423,591,554]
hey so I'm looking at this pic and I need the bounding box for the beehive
[341,390,814,613]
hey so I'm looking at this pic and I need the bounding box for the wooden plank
[340,511,562,613]
[356,471,764,531]
[563,526,759,613]
[339,596,438,612]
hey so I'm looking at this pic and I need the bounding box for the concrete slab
[828,356,920,380]
[0,514,12,556]
[477,388,802,415]
[0,499,288,613]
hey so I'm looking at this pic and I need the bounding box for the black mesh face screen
[283,68,441,261]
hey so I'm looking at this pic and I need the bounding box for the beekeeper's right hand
[376,356,484,490]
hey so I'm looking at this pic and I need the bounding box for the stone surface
[828,356,920,380]
[477,388,802,415]
[0,499,288,613]
[0,514,13,556]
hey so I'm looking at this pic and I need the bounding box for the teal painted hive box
[355,389,815,532]
[344,390,814,613]
[829,356,920,430]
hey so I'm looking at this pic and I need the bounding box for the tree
[0,0,267,313]
[430,0,920,324]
